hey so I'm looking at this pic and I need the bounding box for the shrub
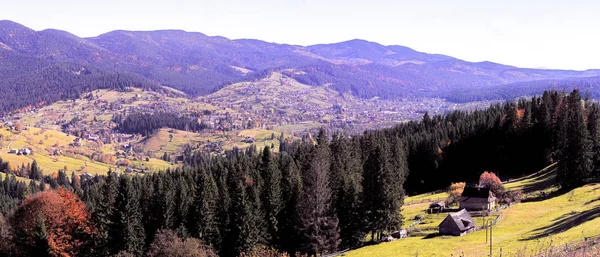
[147,230,217,257]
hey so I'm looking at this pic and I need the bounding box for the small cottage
[20,148,32,155]
[459,187,496,211]
[392,229,408,239]
[428,201,446,214]
[438,209,475,236]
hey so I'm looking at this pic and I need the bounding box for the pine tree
[94,171,118,257]
[173,175,191,236]
[588,103,600,175]
[225,165,260,257]
[361,133,405,240]
[259,146,282,244]
[110,175,146,256]
[559,90,593,188]
[330,134,365,248]
[298,130,340,256]
[29,160,42,180]
[32,216,51,257]
[194,168,220,248]
[277,153,303,254]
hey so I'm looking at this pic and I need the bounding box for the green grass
[344,165,600,257]
[0,171,34,184]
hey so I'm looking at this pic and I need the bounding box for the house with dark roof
[438,209,475,236]
[428,201,446,214]
[459,187,496,211]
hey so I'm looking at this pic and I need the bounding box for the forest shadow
[521,187,568,203]
[520,205,600,241]
[518,168,557,195]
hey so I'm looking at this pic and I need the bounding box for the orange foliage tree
[447,182,466,205]
[10,188,96,257]
[479,171,505,196]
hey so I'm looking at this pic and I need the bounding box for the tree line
[113,112,207,136]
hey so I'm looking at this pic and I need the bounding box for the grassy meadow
[344,165,600,257]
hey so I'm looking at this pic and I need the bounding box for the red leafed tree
[10,188,96,257]
[479,171,505,196]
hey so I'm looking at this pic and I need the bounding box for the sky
[2,0,600,70]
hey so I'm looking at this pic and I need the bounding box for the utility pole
[485,219,488,243]
[489,220,493,257]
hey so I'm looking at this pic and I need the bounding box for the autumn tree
[10,188,96,257]
[147,230,217,257]
[479,171,504,196]
[447,182,466,205]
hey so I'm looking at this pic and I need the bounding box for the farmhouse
[428,201,446,214]
[20,148,32,155]
[438,209,475,236]
[459,187,496,211]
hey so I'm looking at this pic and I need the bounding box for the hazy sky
[2,0,600,70]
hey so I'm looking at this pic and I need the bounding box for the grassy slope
[345,165,600,257]
[0,171,34,183]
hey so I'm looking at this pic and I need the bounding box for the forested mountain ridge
[2,20,600,114]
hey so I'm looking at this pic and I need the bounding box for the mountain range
[1,19,600,114]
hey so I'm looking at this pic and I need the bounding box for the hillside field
[344,165,600,257]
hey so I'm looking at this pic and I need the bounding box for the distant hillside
[2,20,600,114]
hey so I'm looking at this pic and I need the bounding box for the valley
[1,72,496,176]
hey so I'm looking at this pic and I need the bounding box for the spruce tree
[225,164,259,257]
[298,130,340,256]
[560,90,593,188]
[30,160,41,180]
[277,153,303,254]
[194,168,220,248]
[110,175,146,256]
[330,134,365,248]
[361,133,405,240]
[259,146,282,244]
[32,216,51,257]
[588,103,600,175]
[94,171,118,257]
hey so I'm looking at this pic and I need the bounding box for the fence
[405,197,446,206]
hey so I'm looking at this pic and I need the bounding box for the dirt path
[7,132,22,149]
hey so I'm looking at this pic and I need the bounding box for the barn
[438,209,475,236]
[428,201,446,214]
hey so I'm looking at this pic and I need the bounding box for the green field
[344,165,600,257]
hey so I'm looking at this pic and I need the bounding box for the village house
[459,187,496,211]
[438,209,476,236]
[19,148,32,155]
[428,201,446,214]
